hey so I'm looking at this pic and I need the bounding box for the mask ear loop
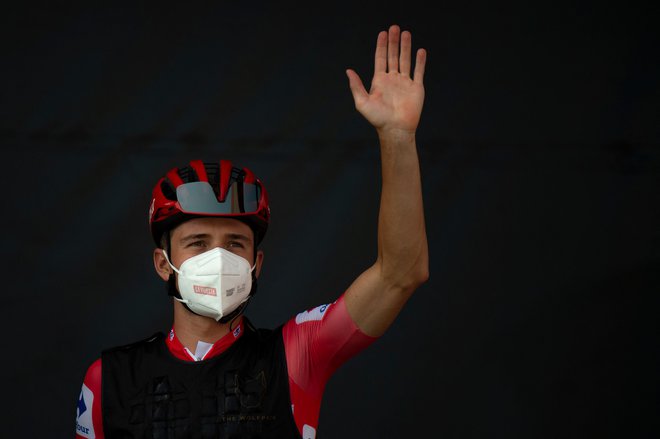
[162,249,191,306]
[161,248,182,275]
[163,233,190,305]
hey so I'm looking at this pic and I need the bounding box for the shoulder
[282,299,341,339]
[83,358,102,390]
[282,295,377,365]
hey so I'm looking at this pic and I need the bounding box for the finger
[374,31,387,74]
[387,24,400,73]
[400,30,412,77]
[413,48,427,84]
[346,69,369,106]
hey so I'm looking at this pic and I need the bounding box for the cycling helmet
[149,159,270,247]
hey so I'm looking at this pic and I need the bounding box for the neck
[172,300,235,352]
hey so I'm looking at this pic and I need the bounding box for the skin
[154,24,428,352]
[344,24,428,336]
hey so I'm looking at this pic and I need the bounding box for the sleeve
[282,293,378,435]
[75,358,104,439]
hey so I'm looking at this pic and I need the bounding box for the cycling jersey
[76,294,376,438]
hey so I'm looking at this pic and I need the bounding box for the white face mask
[162,247,256,321]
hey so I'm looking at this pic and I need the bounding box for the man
[76,24,428,438]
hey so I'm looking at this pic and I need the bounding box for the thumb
[346,69,368,106]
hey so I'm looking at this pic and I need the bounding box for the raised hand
[346,24,427,135]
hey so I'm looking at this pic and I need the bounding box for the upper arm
[283,295,376,389]
[76,358,103,439]
[282,296,377,433]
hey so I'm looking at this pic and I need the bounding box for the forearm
[376,128,429,292]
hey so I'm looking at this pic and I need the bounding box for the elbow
[379,247,429,293]
[410,247,430,288]
[389,259,429,293]
[418,265,430,285]
[409,264,429,290]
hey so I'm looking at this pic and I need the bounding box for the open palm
[347,25,426,134]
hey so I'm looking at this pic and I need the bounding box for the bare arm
[344,24,429,337]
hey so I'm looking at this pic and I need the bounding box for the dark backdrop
[2,1,659,438]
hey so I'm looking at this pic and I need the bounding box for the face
[153,217,264,282]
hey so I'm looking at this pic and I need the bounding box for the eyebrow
[179,233,212,244]
[226,233,252,243]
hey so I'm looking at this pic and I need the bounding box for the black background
[2,1,659,437]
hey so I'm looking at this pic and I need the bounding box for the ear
[153,248,173,282]
[255,250,264,279]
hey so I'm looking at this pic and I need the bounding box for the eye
[187,240,206,248]
[227,240,245,249]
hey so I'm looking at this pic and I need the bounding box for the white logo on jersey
[76,383,95,438]
[295,303,331,325]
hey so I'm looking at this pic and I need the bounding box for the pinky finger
[413,48,427,84]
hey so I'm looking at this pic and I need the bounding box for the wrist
[376,127,416,145]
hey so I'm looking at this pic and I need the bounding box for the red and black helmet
[148,159,270,246]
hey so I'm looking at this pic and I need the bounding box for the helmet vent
[160,180,177,200]
[204,162,220,187]
[177,166,197,183]
[231,167,244,184]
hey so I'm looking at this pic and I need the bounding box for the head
[148,160,270,321]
